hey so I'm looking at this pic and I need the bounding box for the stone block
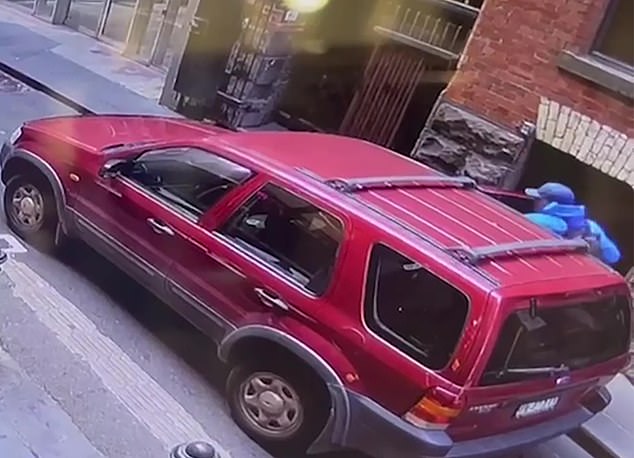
[623,139,634,171]
[593,128,615,168]
[552,105,570,148]
[608,134,628,162]
[569,115,590,157]
[536,97,549,140]
[543,100,560,143]
[589,125,611,164]
[610,145,630,176]
[560,110,581,153]
[412,102,522,185]
[600,158,614,173]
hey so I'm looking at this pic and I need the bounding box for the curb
[0,61,93,115]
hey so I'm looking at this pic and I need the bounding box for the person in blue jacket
[523,182,621,266]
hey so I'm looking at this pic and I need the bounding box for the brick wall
[444,0,633,137]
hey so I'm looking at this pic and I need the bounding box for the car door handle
[254,288,290,311]
[147,218,174,236]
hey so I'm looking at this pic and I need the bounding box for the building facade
[413,0,632,185]
[412,0,633,272]
[8,0,631,270]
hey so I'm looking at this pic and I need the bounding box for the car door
[70,148,178,295]
[169,179,347,338]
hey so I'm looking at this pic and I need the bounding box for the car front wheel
[4,173,58,250]
[226,360,330,456]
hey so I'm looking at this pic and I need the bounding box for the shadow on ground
[57,239,368,458]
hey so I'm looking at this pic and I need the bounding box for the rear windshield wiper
[485,364,570,380]
[503,364,570,376]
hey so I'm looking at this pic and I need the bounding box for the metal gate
[339,0,478,149]
[339,44,428,148]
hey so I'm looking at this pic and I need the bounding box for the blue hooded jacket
[528,203,621,266]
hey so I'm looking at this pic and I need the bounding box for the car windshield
[481,295,631,386]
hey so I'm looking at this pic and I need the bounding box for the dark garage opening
[517,141,633,275]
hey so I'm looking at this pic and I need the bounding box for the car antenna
[529,297,538,318]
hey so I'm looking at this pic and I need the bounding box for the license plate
[514,396,559,419]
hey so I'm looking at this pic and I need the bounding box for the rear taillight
[404,387,463,430]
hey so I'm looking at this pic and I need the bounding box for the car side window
[220,184,344,295]
[122,147,252,218]
[364,244,469,370]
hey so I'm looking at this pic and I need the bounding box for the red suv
[1,115,631,458]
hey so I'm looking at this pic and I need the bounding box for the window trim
[557,50,634,101]
[591,0,633,72]
[361,242,472,372]
[123,145,254,221]
[557,0,633,100]
[218,182,347,297]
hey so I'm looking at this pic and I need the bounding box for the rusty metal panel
[339,44,428,148]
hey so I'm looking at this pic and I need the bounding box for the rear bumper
[333,387,610,458]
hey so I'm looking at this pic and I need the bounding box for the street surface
[0,69,592,458]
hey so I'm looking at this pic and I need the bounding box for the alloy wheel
[237,371,304,438]
[10,184,45,230]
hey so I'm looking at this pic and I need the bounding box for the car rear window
[480,295,631,386]
[491,194,534,213]
[364,244,469,370]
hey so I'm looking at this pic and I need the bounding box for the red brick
[445,0,633,137]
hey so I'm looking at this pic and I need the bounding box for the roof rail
[324,175,477,193]
[447,239,590,265]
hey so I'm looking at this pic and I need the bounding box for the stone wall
[536,97,633,189]
[412,102,525,185]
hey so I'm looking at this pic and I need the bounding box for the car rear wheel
[4,173,58,251]
[226,359,330,455]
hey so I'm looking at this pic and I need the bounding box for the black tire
[3,173,59,252]
[226,358,331,456]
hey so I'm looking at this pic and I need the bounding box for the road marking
[2,259,230,456]
[0,233,27,253]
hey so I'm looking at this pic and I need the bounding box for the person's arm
[588,221,621,265]
[525,213,568,236]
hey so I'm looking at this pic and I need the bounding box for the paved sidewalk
[579,374,634,458]
[0,346,104,458]
[0,2,174,116]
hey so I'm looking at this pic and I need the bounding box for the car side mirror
[99,159,128,178]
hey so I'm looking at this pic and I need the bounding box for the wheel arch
[218,324,354,453]
[2,149,69,231]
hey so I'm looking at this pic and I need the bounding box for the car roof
[216,131,614,287]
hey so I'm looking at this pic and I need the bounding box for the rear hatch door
[450,284,631,440]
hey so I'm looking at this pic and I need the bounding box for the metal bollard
[170,441,217,458]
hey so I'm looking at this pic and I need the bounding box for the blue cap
[524,182,575,204]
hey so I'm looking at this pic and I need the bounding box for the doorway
[518,141,633,275]
[122,0,190,70]
[64,0,110,36]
